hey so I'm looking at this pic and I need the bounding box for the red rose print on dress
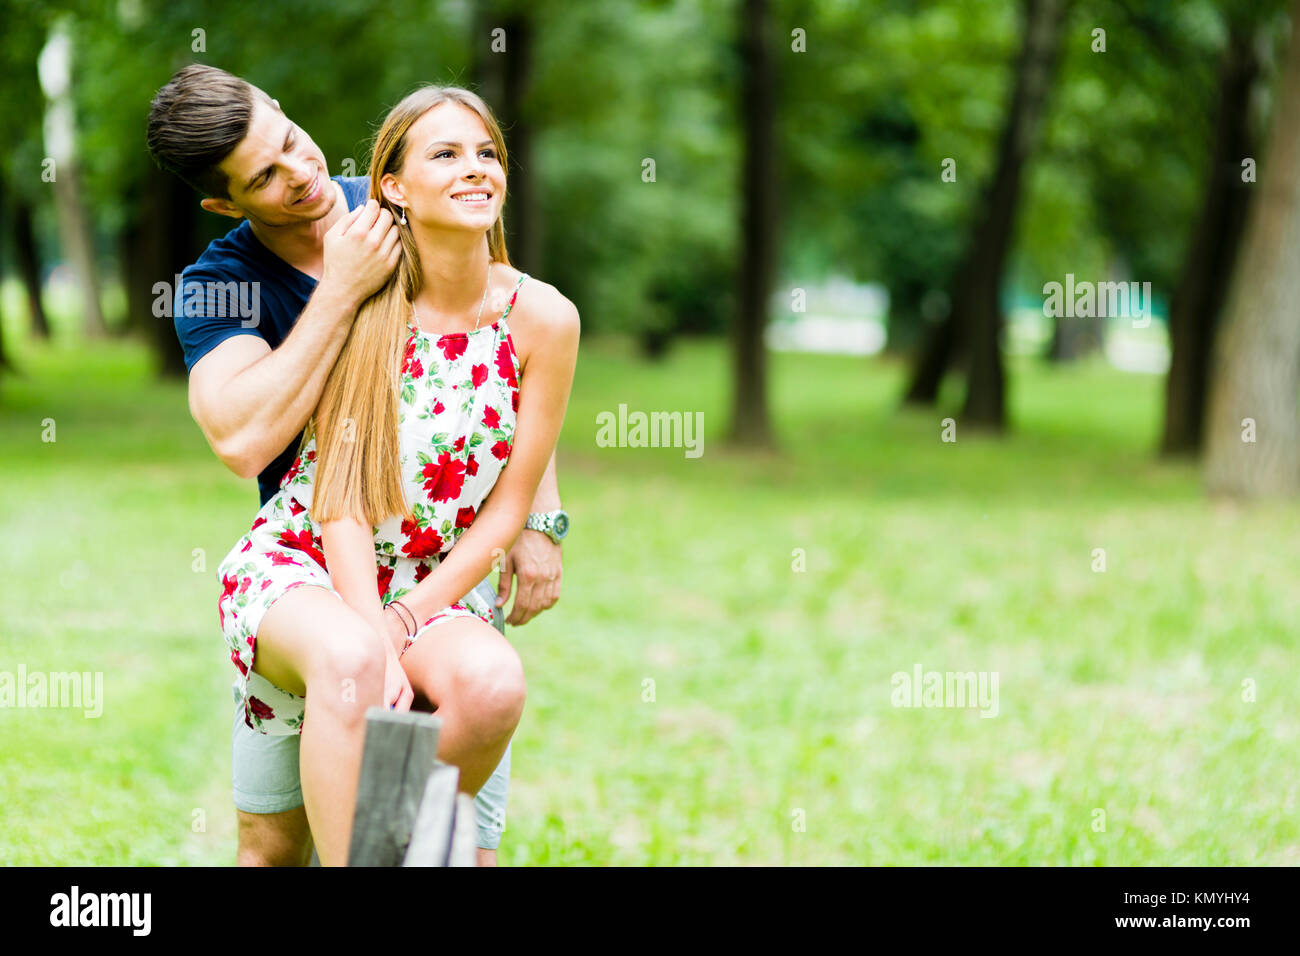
[231,649,248,676]
[408,358,424,380]
[495,339,518,388]
[422,451,467,502]
[511,389,519,412]
[439,334,468,361]
[491,439,511,461]
[471,363,488,388]
[482,406,500,429]
[454,435,466,452]
[456,506,476,529]
[376,564,395,599]
[414,562,432,583]
[432,399,445,415]
[269,552,304,567]
[400,517,444,559]
[466,454,479,476]
[279,529,327,569]
[288,498,306,517]
[247,696,276,721]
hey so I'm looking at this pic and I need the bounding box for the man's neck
[246,179,347,277]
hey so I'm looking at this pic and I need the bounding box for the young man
[147,64,570,866]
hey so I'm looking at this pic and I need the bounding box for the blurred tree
[473,0,542,279]
[12,200,51,339]
[904,0,1070,431]
[0,0,55,350]
[1204,0,1300,496]
[39,15,106,338]
[729,0,777,446]
[1161,22,1261,456]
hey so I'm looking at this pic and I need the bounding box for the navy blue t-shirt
[174,176,370,506]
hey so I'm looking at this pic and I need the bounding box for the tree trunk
[0,186,10,377]
[902,0,1068,428]
[1161,28,1259,457]
[13,198,51,338]
[728,0,777,447]
[472,3,541,276]
[1204,0,1300,497]
[123,162,193,377]
[903,311,958,403]
[49,160,106,337]
[1046,308,1103,361]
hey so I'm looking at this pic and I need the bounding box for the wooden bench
[310,709,478,866]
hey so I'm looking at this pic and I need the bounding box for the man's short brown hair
[147,64,276,199]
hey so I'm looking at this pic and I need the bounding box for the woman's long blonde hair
[308,85,512,525]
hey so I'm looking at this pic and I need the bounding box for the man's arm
[188,200,399,478]
[189,280,362,478]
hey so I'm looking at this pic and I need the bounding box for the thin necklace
[412,259,493,334]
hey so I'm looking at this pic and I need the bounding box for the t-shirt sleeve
[174,267,267,373]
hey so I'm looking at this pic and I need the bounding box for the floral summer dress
[216,272,529,735]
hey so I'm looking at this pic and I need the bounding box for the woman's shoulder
[508,271,580,334]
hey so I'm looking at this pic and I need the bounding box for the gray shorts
[231,575,511,850]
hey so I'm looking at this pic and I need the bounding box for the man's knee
[236,807,313,867]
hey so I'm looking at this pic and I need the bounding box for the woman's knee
[448,639,526,734]
[306,623,386,699]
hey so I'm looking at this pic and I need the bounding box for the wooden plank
[447,793,479,867]
[402,762,461,866]
[346,708,442,866]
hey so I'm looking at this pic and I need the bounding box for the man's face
[213,98,335,227]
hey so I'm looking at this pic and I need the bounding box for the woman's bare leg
[253,585,386,866]
[399,617,525,795]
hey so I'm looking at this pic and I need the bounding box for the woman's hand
[383,638,414,711]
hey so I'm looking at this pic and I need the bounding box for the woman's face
[387,102,505,235]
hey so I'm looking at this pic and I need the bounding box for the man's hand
[495,529,562,626]
[321,199,400,306]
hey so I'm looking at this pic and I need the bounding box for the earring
[399,207,407,226]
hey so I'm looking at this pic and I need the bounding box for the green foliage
[4,0,1290,351]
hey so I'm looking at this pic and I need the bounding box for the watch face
[553,513,569,538]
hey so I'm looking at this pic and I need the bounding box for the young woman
[215,86,580,866]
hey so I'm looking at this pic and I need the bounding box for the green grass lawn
[1,331,1297,865]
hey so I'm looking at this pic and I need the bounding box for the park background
[2,0,1299,865]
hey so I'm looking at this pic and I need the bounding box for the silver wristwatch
[525,509,569,544]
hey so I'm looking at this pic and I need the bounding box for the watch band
[525,509,569,544]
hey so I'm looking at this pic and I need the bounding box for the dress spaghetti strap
[501,272,529,322]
